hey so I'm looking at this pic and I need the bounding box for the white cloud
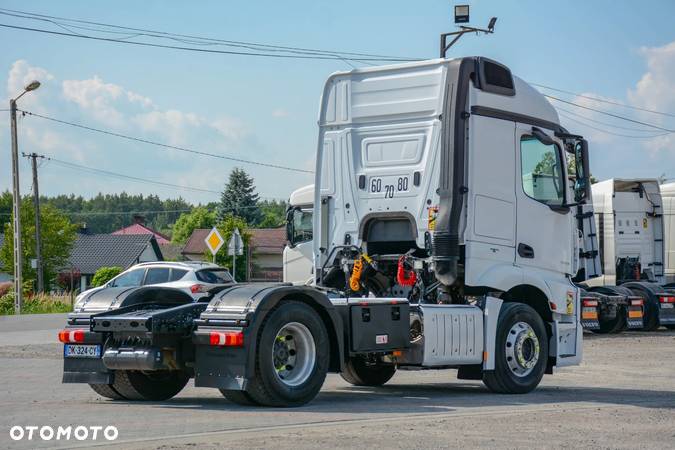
[62,75,155,126]
[134,109,202,146]
[7,59,54,97]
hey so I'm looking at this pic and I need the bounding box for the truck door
[515,124,574,276]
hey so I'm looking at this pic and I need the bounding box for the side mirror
[574,139,591,203]
[285,207,298,245]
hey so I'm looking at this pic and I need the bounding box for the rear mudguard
[194,283,344,390]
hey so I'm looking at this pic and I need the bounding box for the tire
[340,357,396,386]
[587,286,627,334]
[622,282,661,331]
[665,325,675,330]
[112,370,190,401]
[89,383,125,400]
[219,389,259,406]
[244,301,329,407]
[483,302,548,394]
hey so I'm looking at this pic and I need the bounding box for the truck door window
[520,136,565,206]
[291,208,313,245]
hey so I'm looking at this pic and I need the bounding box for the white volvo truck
[580,179,675,330]
[60,57,592,406]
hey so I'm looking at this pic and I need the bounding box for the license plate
[661,303,674,309]
[369,175,410,199]
[64,344,101,358]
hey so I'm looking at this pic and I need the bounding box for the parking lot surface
[1,321,674,449]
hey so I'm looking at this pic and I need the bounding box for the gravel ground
[1,329,674,449]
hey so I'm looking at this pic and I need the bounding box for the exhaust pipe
[102,347,167,371]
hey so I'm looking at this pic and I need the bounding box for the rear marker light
[58,329,84,343]
[209,331,244,347]
[582,298,598,307]
[630,299,644,306]
[659,296,675,304]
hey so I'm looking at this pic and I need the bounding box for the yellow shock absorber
[349,257,364,291]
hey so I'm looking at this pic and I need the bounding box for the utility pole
[10,99,23,313]
[9,80,40,314]
[24,152,46,293]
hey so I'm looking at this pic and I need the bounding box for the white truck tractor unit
[59,57,592,406]
[579,179,675,331]
[662,182,675,285]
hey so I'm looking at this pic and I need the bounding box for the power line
[45,156,222,195]
[0,7,418,60]
[557,112,670,139]
[0,22,418,63]
[42,156,288,203]
[20,109,314,174]
[532,82,675,118]
[554,106,666,133]
[544,94,675,133]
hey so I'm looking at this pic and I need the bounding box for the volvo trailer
[60,57,592,406]
[576,179,675,331]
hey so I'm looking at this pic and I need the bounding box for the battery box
[349,299,410,352]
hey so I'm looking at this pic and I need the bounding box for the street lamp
[10,80,41,314]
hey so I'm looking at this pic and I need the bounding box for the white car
[78,261,234,304]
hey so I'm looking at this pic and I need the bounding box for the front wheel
[340,357,396,386]
[483,302,548,394]
[244,301,329,407]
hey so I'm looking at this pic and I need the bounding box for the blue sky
[1,0,674,204]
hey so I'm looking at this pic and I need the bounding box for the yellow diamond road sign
[205,227,225,256]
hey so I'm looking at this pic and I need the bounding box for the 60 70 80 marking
[370,176,410,198]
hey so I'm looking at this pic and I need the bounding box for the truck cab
[283,184,315,284]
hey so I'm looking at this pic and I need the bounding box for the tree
[211,215,251,281]
[1,203,78,291]
[257,199,289,228]
[171,207,217,244]
[217,168,262,225]
[91,267,123,287]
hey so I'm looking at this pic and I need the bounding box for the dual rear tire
[89,370,190,401]
[224,301,330,407]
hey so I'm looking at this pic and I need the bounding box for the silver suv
[86,261,234,301]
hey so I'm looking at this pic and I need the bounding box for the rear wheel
[244,301,329,407]
[483,302,548,394]
[340,357,396,386]
[112,370,190,401]
[219,389,259,406]
[588,286,630,333]
[622,283,660,331]
[89,383,125,400]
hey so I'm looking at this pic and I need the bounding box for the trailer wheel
[245,301,329,407]
[483,302,548,394]
[112,370,190,401]
[88,383,125,400]
[219,389,259,406]
[340,357,396,386]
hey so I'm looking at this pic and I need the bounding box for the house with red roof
[112,215,171,244]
